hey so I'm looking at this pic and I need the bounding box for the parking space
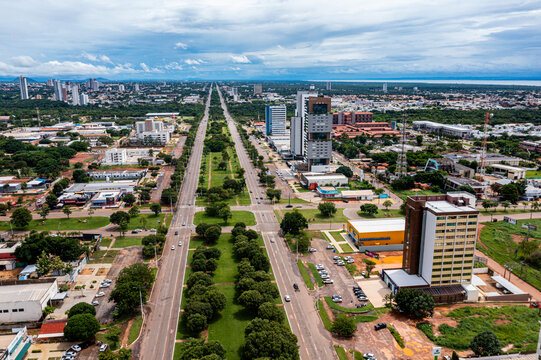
[307,238,360,306]
[356,277,392,308]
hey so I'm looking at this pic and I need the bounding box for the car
[257,201,260,204]
[443,356,451,360]
[332,294,342,299]
[104,279,112,283]
[326,244,334,250]
[320,274,330,279]
[131,230,139,234]
[182,221,186,226]
[178,241,182,246]
[315,264,324,270]
[308,248,317,252]
[62,356,75,360]
[91,301,99,306]
[174,231,178,235]
[363,353,375,359]
[70,345,81,352]
[322,279,334,284]
[343,199,349,203]
[150,228,156,232]
[318,270,328,275]
[337,261,345,266]
[171,245,175,250]
[99,283,110,288]
[65,351,77,357]
[357,296,368,301]
[293,283,299,290]
[284,295,291,302]
[530,301,539,308]
[356,303,367,308]
[332,297,343,303]
[296,205,302,208]
[333,256,340,260]
[347,259,355,264]
[374,323,387,331]
[99,344,109,352]
[361,271,367,277]
[95,292,105,297]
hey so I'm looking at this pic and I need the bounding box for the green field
[193,211,256,226]
[113,237,143,248]
[125,214,166,230]
[99,237,113,248]
[297,260,314,290]
[277,208,349,224]
[418,305,541,352]
[357,209,404,219]
[526,170,541,178]
[0,216,109,231]
[477,219,541,291]
[394,189,442,201]
[334,346,348,360]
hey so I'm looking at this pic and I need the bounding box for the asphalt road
[217,86,336,360]
[133,86,212,360]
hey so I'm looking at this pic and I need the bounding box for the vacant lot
[193,211,256,226]
[0,216,109,231]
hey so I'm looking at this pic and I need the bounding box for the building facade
[265,104,287,136]
[19,76,28,100]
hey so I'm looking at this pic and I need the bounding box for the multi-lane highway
[133,85,212,360]
[217,85,336,360]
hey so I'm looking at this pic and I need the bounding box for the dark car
[374,323,387,331]
[293,283,299,291]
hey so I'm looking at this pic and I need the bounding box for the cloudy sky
[1,0,540,80]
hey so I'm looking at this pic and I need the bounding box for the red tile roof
[39,320,66,335]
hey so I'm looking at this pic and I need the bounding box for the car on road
[178,241,182,246]
[91,301,99,306]
[103,279,112,283]
[150,228,156,232]
[175,231,178,235]
[374,323,387,331]
[285,204,293,208]
[182,221,186,226]
[270,238,275,243]
[95,292,105,297]
[131,230,139,234]
[318,270,328,275]
[336,261,345,266]
[99,283,110,288]
[99,344,109,352]
[326,244,334,249]
[343,199,349,203]
[322,279,334,284]
[284,295,291,302]
[308,248,317,252]
[293,283,299,291]
[320,274,330,279]
[70,345,81,352]
[296,205,302,208]
[332,297,343,303]
[363,353,375,359]
[171,245,175,250]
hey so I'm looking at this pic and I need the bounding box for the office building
[79,93,89,105]
[382,83,387,93]
[71,85,79,106]
[265,104,287,136]
[19,76,28,100]
[135,119,169,144]
[53,80,63,101]
[346,218,405,250]
[90,78,99,91]
[290,91,318,158]
[326,81,332,91]
[253,83,262,95]
[304,97,333,172]
[0,280,58,323]
[119,84,125,92]
[46,79,53,87]
[134,83,140,91]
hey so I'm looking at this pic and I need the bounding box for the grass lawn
[418,305,541,352]
[317,300,332,331]
[193,211,256,226]
[340,243,355,253]
[394,189,443,201]
[125,214,166,230]
[479,208,535,216]
[99,237,113,248]
[357,209,404,219]
[102,250,119,263]
[0,216,109,231]
[307,263,324,287]
[334,346,348,360]
[113,237,143,248]
[207,285,252,360]
[477,219,541,291]
[274,210,282,223]
[324,296,374,314]
[526,170,541,178]
[329,231,345,243]
[128,315,143,344]
[297,261,314,290]
[87,250,107,264]
[279,208,349,224]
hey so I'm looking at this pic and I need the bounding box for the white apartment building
[265,104,287,136]
[71,85,79,106]
[104,148,156,165]
[19,76,28,100]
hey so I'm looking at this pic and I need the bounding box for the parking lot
[306,238,361,307]
[356,277,392,308]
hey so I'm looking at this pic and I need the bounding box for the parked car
[99,283,110,288]
[174,231,178,235]
[99,344,109,352]
[285,204,293,208]
[270,238,275,243]
[315,264,324,271]
[308,248,317,252]
[91,301,99,306]
[104,279,112,283]
[320,274,330,279]
[70,345,81,352]
[322,279,334,284]
[171,245,175,250]
[95,292,105,297]
[363,353,375,359]
[65,351,77,357]
[182,221,186,226]
[374,323,387,331]
[332,297,343,303]
[284,295,291,302]
[337,261,345,266]
[326,244,334,249]
[293,283,299,291]
[150,228,156,232]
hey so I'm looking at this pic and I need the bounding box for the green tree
[238,290,265,312]
[360,203,379,216]
[128,205,140,218]
[36,251,51,276]
[150,203,162,216]
[63,313,100,341]
[257,302,284,323]
[470,331,502,356]
[451,351,459,360]
[11,207,32,228]
[39,204,50,220]
[499,183,520,203]
[331,314,357,337]
[68,302,96,318]
[186,313,207,333]
[123,193,137,207]
[98,348,132,360]
[72,169,90,183]
[62,205,72,219]
[280,210,308,235]
[204,225,222,245]
[50,255,65,273]
[218,207,232,224]
[382,200,393,211]
[393,288,435,319]
[110,211,130,226]
[318,202,337,218]
[501,200,510,212]
[336,165,353,178]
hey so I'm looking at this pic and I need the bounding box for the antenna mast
[396,114,408,178]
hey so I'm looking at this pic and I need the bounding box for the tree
[331,314,357,337]
[501,200,510,212]
[360,203,379,216]
[36,251,51,276]
[186,313,207,333]
[318,202,337,218]
[382,200,393,211]
[393,288,435,319]
[128,205,140,218]
[63,313,100,341]
[11,207,32,228]
[499,183,520,203]
[63,205,72,219]
[50,255,65,274]
[238,290,265,312]
[72,169,90,183]
[204,225,222,245]
[280,210,308,235]
[257,302,284,323]
[123,193,136,207]
[218,207,232,224]
[140,191,151,202]
[451,351,459,360]
[336,165,353,178]
[68,302,96,318]
[416,134,423,146]
[110,211,130,227]
[457,185,476,196]
[196,223,211,237]
[470,331,502,356]
[150,203,162,216]
[39,204,50,220]
[99,348,132,360]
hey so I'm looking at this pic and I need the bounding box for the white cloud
[184,59,201,65]
[0,59,139,76]
[174,42,188,49]
[10,56,38,67]
[140,62,150,72]
[100,55,113,64]
[165,62,183,70]
[81,52,98,62]
[230,55,251,63]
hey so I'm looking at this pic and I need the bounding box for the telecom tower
[395,114,408,177]
[478,112,492,175]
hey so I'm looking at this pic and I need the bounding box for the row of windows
[1,308,24,313]
[434,253,474,260]
[437,215,478,220]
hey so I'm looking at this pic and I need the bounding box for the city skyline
[1,1,541,80]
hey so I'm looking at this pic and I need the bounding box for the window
[18,308,24,312]
[2,310,7,313]
[12,309,17,312]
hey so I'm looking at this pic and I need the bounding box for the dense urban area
[0,78,540,360]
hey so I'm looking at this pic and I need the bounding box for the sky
[1,0,541,80]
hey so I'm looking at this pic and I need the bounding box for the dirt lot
[350,251,403,273]
[69,152,100,166]
[97,267,109,276]
[0,268,21,279]
[80,268,94,275]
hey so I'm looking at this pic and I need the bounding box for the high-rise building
[253,83,262,95]
[53,80,63,101]
[291,91,318,158]
[19,76,28,100]
[326,81,332,91]
[382,83,388,93]
[134,83,140,91]
[46,79,53,87]
[265,104,287,136]
[90,78,99,91]
[71,85,79,106]
[304,97,333,172]
[118,84,125,92]
[62,87,68,103]
[402,194,479,286]
[79,93,89,105]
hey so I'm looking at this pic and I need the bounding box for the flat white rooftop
[348,218,405,233]
[384,269,429,287]
[0,282,53,303]
[426,201,477,214]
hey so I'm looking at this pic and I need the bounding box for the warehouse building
[0,280,58,323]
[345,218,405,251]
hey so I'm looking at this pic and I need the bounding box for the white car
[99,283,110,288]
[363,354,375,359]
[99,344,108,352]
[91,301,99,306]
[284,295,291,302]
[95,292,105,297]
[70,345,81,352]
[178,241,182,246]
[150,228,156,232]
[270,238,275,243]
[171,245,175,250]
[322,279,334,284]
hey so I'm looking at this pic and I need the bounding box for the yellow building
[345,218,405,248]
